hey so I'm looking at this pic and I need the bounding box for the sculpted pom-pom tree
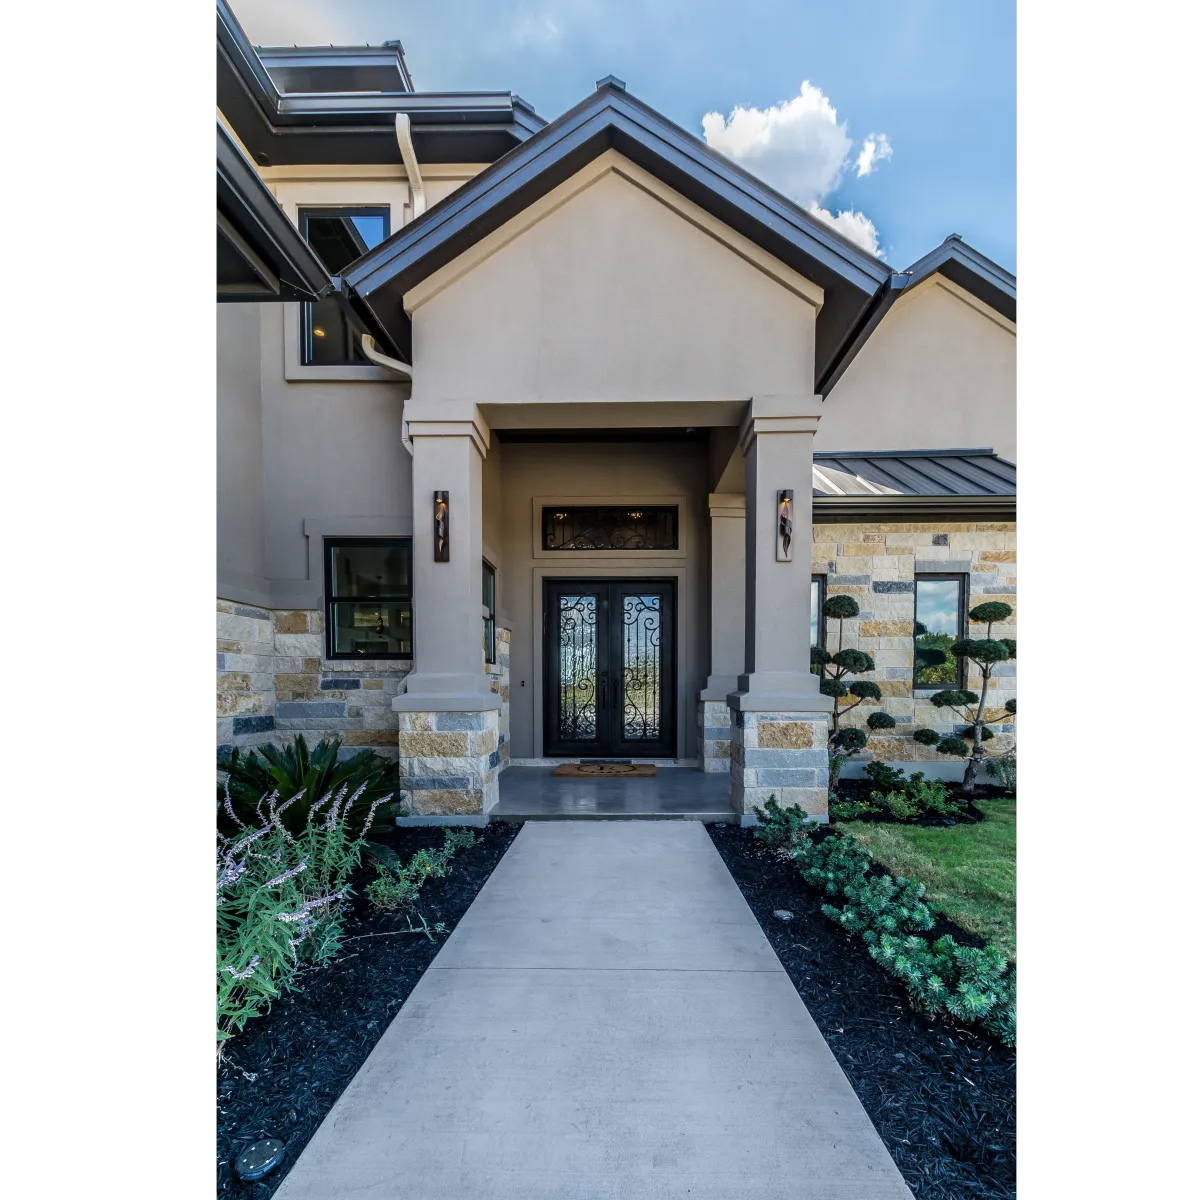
[913,600,1016,793]
[811,594,896,790]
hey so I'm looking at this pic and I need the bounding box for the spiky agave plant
[218,734,405,862]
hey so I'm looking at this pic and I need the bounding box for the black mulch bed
[834,779,1015,826]
[217,821,522,1198]
[709,823,1015,1200]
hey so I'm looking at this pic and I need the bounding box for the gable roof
[339,79,892,373]
[816,235,1016,397]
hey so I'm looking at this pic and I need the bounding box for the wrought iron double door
[544,579,676,758]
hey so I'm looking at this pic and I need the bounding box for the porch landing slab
[491,764,736,820]
[274,821,912,1199]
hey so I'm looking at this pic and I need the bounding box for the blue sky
[235,1,1014,272]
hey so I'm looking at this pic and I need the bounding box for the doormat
[552,761,658,777]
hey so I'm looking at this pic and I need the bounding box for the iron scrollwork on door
[621,594,662,741]
[557,594,598,742]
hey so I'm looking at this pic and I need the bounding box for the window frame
[540,504,679,552]
[323,536,413,661]
[810,574,827,655]
[297,206,391,367]
[482,559,497,666]
[913,572,968,691]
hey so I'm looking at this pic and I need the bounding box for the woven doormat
[552,761,658,778]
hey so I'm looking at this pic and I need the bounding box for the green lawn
[846,797,1016,960]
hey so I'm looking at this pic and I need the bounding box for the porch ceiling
[339,80,891,376]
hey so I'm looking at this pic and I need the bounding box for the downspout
[360,334,415,456]
[394,112,426,218]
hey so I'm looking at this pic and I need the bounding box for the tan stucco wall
[815,276,1016,462]
[407,153,821,407]
[498,440,710,760]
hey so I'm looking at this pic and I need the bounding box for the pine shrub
[752,795,814,848]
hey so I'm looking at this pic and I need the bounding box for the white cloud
[702,83,891,258]
[807,203,883,258]
[855,132,892,178]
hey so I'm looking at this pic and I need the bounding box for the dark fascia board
[904,236,1016,322]
[216,121,332,302]
[816,272,909,396]
[340,83,891,384]
[815,447,1002,461]
[217,2,542,167]
[813,494,1016,523]
[256,44,415,94]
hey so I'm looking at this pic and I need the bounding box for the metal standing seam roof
[812,449,1016,497]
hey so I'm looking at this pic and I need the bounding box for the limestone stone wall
[487,625,513,772]
[217,599,411,761]
[730,712,830,817]
[395,709,502,814]
[812,521,1017,761]
[698,700,732,772]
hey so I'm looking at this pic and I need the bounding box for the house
[215,1,1015,822]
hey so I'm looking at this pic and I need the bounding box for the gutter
[816,272,909,398]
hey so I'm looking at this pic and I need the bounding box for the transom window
[541,506,678,552]
[299,207,390,366]
[324,538,412,659]
[914,574,966,688]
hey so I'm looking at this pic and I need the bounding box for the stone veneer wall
[698,701,732,773]
[698,519,1017,775]
[814,520,1017,760]
[217,600,412,761]
[730,712,830,817]
[488,625,513,771]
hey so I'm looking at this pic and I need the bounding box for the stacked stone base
[697,700,732,773]
[731,710,829,819]
[396,708,502,815]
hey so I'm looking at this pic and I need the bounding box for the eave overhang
[813,494,1016,523]
[217,1,544,167]
[339,81,892,379]
[217,121,332,302]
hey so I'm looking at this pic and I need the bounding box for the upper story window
[482,561,497,665]
[299,207,390,366]
[542,506,678,551]
[325,538,412,659]
[914,574,966,689]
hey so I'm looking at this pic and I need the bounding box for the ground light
[234,1139,285,1181]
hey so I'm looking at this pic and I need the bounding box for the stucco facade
[216,43,1015,821]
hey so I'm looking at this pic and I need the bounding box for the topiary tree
[811,593,895,790]
[912,601,1015,793]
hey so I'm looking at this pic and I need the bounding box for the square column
[394,401,503,816]
[698,493,745,773]
[727,395,833,820]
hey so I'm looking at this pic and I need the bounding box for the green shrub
[864,761,907,791]
[217,788,374,1041]
[752,795,814,848]
[987,755,1017,791]
[366,829,478,935]
[786,829,1015,1044]
[881,791,919,820]
[913,728,941,747]
[828,796,882,823]
[218,735,405,864]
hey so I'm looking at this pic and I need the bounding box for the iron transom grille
[542,505,678,551]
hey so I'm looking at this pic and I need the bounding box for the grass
[845,797,1016,960]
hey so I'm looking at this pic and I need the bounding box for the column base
[697,699,732,773]
[729,708,830,819]
[395,707,502,815]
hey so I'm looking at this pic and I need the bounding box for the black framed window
[542,506,678,551]
[324,538,412,659]
[298,207,390,365]
[482,561,497,665]
[914,573,967,688]
[810,575,826,674]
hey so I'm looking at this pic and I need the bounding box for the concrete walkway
[276,822,913,1200]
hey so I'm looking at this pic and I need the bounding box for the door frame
[531,565,689,760]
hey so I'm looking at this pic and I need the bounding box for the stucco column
[727,395,833,820]
[698,493,745,772]
[394,400,502,818]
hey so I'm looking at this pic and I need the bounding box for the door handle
[599,673,607,710]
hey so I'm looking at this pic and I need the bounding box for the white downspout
[394,112,426,218]
[360,335,414,456]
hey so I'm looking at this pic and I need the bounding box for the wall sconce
[433,491,450,561]
[776,489,793,562]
